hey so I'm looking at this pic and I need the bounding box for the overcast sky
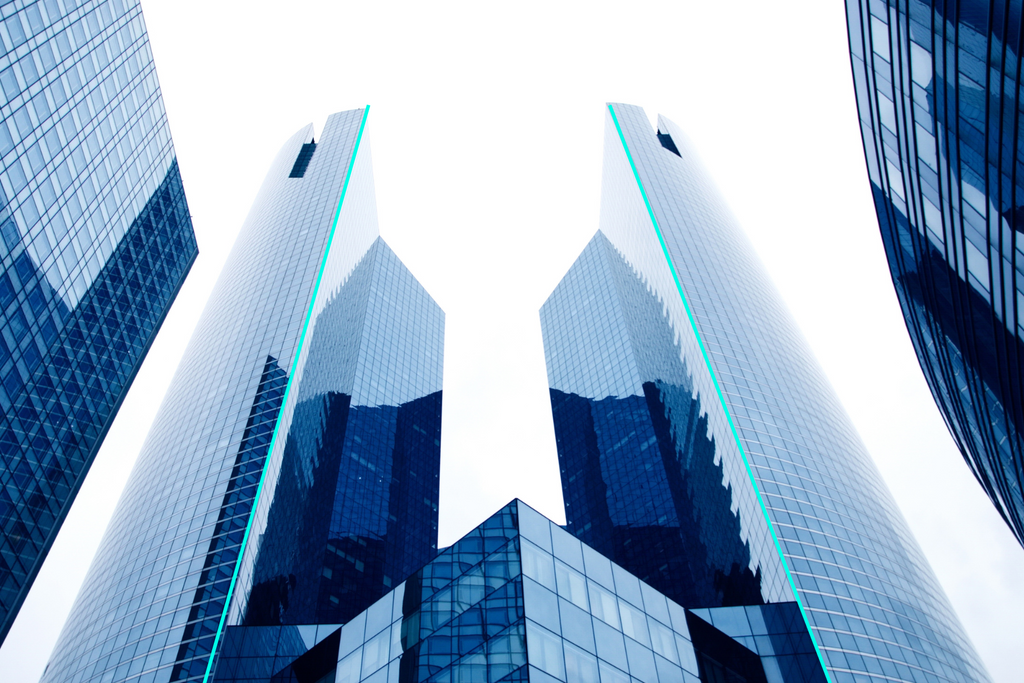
[1,0,1022,681]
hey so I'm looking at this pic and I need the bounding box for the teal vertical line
[607,103,835,683]
[201,106,371,683]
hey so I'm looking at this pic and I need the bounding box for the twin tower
[41,107,990,683]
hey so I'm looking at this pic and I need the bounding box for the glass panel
[618,598,650,648]
[564,641,599,683]
[527,620,566,680]
[555,560,589,611]
[522,539,556,591]
[588,581,620,629]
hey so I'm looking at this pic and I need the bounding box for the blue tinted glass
[624,637,657,683]
[230,234,444,629]
[557,597,595,654]
[593,619,628,672]
[541,228,787,610]
[541,103,990,683]
[846,0,1024,551]
[0,0,197,642]
[521,539,556,592]
[523,577,560,634]
[211,501,784,683]
[41,110,378,683]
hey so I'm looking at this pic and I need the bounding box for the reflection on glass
[544,232,766,609]
[847,0,1024,547]
[0,0,199,639]
[241,240,444,627]
[215,501,826,683]
[42,110,372,683]
[540,102,991,683]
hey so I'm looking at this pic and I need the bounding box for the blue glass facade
[845,0,1024,547]
[226,234,444,633]
[540,104,991,683]
[0,0,197,640]
[40,108,399,683]
[542,232,786,612]
[212,500,822,683]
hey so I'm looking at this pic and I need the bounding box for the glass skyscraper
[845,0,1024,546]
[40,107,445,683]
[540,103,990,683]
[0,0,197,641]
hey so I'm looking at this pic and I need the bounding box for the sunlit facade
[540,103,991,683]
[41,108,443,683]
[846,0,1024,546]
[0,0,196,641]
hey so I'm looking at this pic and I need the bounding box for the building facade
[845,0,1024,545]
[213,500,824,683]
[540,104,991,683]
[41,108,444,683]
[0,0,197,640]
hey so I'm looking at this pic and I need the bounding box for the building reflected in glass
[39,107,445,683]
[213,500,825,683]
[540,103,991,683]
[543,232,772,611]
[845,0,1024,548]
[229,233,444,633]
[0,0,197,641]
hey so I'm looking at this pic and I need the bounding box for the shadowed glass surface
[542,103,990,683]
[41,108,372,683]
[0,0,197,640]
[846,0,1024,548]
[542,232,776,610]
[226,234,444,632]
[215,501,825,683]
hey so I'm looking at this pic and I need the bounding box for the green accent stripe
[201,106,371,683]
[607,103,834,683]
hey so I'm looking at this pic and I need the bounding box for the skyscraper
[0,0,197,640]
[41,107,444,683]
[845,0,1024,545]
[541,104,990,683]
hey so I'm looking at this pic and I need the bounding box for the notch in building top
[657,129,681,157]
[289,140,317,178]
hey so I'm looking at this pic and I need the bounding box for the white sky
[2,0,1022,681]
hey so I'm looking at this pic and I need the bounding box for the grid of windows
[515,501,719,683]
[846,0,1024,548]
[226,235,444,632]
[216,501,823,683]
[41,108,372,683]
[0,0,196,640]
[541,231,792,612]
[543,102,990,683]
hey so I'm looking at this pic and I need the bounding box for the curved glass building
[0,0,197,641]
[846,0,1024,545]
[540,104,990,683]
[41,108,444,683]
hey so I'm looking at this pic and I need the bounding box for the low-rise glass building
[540,103,990,683]
[213,500,823,683]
